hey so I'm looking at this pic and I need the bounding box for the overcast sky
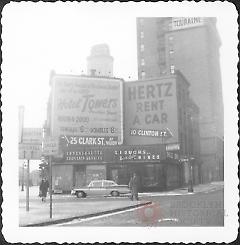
[2,2,238,170]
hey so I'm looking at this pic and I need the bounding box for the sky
[2,2,238,171]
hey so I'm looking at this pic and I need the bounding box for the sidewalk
[139,181,224,197]
[19,181,223,227]
[19,187,149,227]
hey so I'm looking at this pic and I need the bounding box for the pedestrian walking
[129,173,139,201]
[39,178,49,202]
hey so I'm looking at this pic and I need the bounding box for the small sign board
[22,128,43,144]
[43,138,59,156]
[19,143,42,160]
[166,143,180,151]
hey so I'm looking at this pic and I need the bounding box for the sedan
[71,180,131,198]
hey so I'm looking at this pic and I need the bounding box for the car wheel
[76,191,85,198]
[111,191,120,197]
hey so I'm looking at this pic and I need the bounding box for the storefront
[52,143,184,193]
[106,160,182,192]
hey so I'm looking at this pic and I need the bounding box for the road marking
[53,204,148,226]
[139,192,194,197]
[158,218,179,223]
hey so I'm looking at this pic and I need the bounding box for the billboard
[51,75,123,144]
[124,77,178,145]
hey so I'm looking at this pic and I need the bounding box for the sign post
[21,156,25,191]
[43,137,59,219]
[18,127,43,211]
[49,156,52,218]
[26,155,31,212]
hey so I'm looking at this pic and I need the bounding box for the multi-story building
[136,17,224,182]
[123,70,201,190]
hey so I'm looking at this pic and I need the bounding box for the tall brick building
[136,17,224,182]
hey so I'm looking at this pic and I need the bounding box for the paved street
[56,189,224,227]
[19,182,224,227]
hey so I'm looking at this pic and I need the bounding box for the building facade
[45,71,201,192]
[44,44,201,193]
[136,17,224,182]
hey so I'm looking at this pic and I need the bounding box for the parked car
[71,180,130,198]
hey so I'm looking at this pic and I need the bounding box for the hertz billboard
[124,76,179,145]
[51,75,123,145]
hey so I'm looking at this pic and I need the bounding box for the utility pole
[26,157,30,211]
[21,151,25,191]
[49,155,52,219]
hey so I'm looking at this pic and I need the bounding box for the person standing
[129,173,139,201]
[39,178,49,202]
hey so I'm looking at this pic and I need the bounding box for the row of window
[139,24,175,76]
[140,65,174,77]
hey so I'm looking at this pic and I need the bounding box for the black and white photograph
[1,1,238,243]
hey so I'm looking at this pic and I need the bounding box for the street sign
[166,143,180,151]
[19,143,42,160]
[43,138,59,156]
[22,128,43,144]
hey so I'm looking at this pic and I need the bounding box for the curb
[23,201,152,227]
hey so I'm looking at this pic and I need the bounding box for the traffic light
[39,157,49,178]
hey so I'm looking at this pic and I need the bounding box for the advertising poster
[124,77,179,145]
[51,75,123,144]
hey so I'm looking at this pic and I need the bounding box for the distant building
[87,44,114,77]
[136,17,224,182]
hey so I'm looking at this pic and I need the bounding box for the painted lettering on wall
[127,82,173,126]
[124,78,179,145]
[171,17,204,30]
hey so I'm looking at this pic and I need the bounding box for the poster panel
[124,77,178,145]
[51,75,123,144]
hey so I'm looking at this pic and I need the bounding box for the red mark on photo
[137,202,161,225]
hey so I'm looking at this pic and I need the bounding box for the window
[91,181,103,188]
[168,36,173,41]
[104,181,116,187]
[170,65,175,74]
[140,31,144,38]
[169,50,174,55]
[141,71,146,78]
[140,44,144,52]
[141,58,145,66]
